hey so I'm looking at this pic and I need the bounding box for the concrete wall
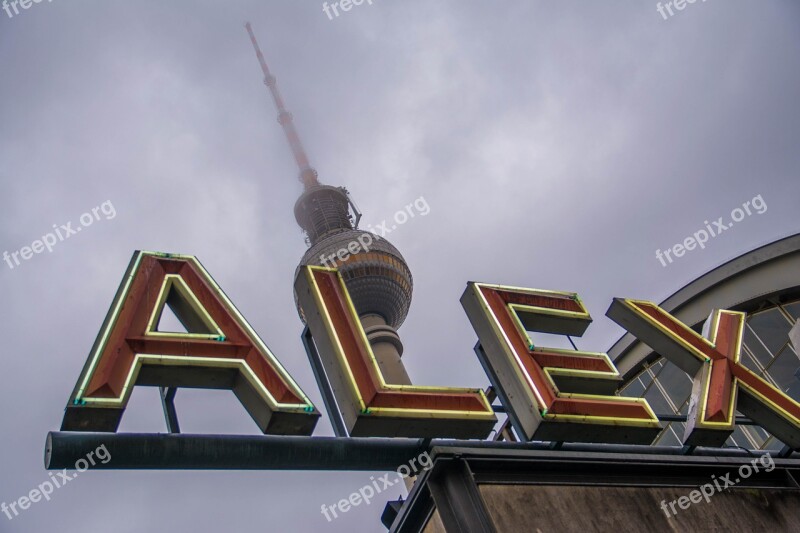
[477,485,800,532]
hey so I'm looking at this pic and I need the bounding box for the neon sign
[60,251,800,450]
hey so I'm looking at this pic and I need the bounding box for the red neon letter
[62,251,319,434]
[608,299,800,449]
[461,283,660,443]
[295,266,496,438]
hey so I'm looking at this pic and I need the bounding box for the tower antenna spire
[245,22,319,189]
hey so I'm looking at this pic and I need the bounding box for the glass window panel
[739,344,765,374]
[677,397,690,415]
[749,428,774,451]
[655,423,682,447]
[786,342,798,357]
[644,382,676,416]
[637,365,656,391]
[730,426,756,449]
[783,301,800,321]
[741,425,768,449]
[763,346,800,394]
[654,360,693,409]
[649,359,665,374]
[764,436,786,452]
[743,326,774,368]
[671,421,686,442]
[621,377,645,398]
[725,431,742,449]
[746,308,792,355]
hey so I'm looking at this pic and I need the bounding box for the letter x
[712,218,729,233]
[60,222,78,237]
[608,299,800,449]
[56,470,74,484]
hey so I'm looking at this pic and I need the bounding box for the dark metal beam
[473,343,527,440]
[45,432,798,471]
[159,387,180,434]
[657,413,756,425]
[301,326,348,437]
[451,448,800,490]
[45,432,429,471]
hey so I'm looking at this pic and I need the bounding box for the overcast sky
[1,1,799,531]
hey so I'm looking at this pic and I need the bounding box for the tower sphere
[294,228,413,329]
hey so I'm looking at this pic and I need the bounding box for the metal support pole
[159,387,180,434]
[473,342,527,440]
[301,326,348,437]
[46,432,428,471]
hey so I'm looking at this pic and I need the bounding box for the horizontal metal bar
[656,414,755,425]
[464,454,800,490]
[45,432,799,471]
[46,432,427,471]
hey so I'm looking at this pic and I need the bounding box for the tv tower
[245,23,413,386]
